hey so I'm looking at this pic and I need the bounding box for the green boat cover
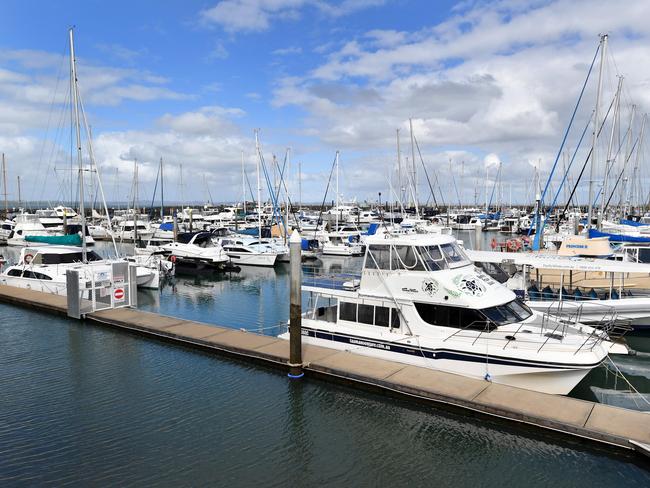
[25,234,83,245]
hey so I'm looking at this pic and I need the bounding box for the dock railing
[302,270,361,291]
[67,262,137,318]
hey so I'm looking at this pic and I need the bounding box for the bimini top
[467,249,650,274]
[365,232,456,247]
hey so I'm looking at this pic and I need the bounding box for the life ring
[24,253,33,265]
[490,238,497,250]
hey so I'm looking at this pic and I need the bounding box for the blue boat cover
[619,218,649,227]
[588,228,650,243]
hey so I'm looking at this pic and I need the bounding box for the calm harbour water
[1,234,650,486]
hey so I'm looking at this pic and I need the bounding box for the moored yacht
[0,246,159,292]
[161,231,230,269]
[218,236,279,267]
[280,233,628,395]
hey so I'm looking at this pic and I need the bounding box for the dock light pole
[288,230,303,378]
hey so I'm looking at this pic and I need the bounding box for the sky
[1,0,650,207]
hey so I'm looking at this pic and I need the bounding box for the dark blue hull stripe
[301,327,602,370]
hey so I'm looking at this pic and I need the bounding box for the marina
[3,1,650,485]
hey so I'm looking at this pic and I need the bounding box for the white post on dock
[288,230,303,378]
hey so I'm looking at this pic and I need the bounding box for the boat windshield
[440,243,470,268]
[41,251,103,264]
[480,299,532,326]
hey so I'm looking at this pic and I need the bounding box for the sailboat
[1,28,159,291]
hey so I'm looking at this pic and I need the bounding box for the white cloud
[271,0,650,202]
[200,0,386,33]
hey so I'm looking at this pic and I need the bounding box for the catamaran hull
[280,328,598,395]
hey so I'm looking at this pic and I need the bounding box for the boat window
[375,306,389,327]
[41,251,103,264]
[390,309,400,328]
[475,261,509,283]
[314,297,338,322]
[418,245,447,271]
[414,302,491,331]
[366,245,390,270]
[358,304,374,324]
[340,302,357,322]
[7,269,22,277]
[440,243,470,268]
[505,299,533,321]
[638,248,650,264]
[22,270,52,280]
[391,245,425,271]
[480,299,531,325]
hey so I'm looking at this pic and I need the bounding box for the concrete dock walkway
[1,284,648,454]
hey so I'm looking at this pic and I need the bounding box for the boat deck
[0,284,648,455]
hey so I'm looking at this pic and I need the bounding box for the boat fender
[24,253,33,265]
[490,238,497,249]
[170,255,177,263]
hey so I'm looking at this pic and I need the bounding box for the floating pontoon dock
[0,284,648,456]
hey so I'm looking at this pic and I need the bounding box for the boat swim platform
[0,284,648,457]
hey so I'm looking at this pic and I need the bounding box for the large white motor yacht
[280,233,628,395]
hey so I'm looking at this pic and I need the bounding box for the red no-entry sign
[114,288,125,301]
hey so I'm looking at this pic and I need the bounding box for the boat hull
[280,326,599,395]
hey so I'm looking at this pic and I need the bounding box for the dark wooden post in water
[288,230,303,378]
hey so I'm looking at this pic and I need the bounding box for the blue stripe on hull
[300,327,601,370]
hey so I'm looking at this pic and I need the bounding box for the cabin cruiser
[322,234,363,256]
[468,248,650,333]
[281,233,628,395]
[161,231,229,268]
[115,219,155,242]
[7,213,94,247]
[218,236,279,267]
[0,246,159,292]
[0,219,14,243]
[53,206,78,218]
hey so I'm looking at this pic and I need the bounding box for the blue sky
[1,0,649,206]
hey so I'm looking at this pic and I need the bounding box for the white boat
[162,231,230,268]
[281,233,628,395]
[115,219,155,242]
[219,236,279,267]
[322,234,363,256]
[7,213,95,247]
[0,219,14,243]
[467,248,650,332]
[0,246,158,292]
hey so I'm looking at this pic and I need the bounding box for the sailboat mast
[2,153,7,216]
[17,176,21,209]
[160,157,164,218]
[255,130,262,240]
[600,76,623,228]
[69,28,87,262]
[335,150,339,229]
[298,160,302,211]
[396,128,402,211]
[586,34,607,230]
[241,150,246,214]
[409,118,418,215]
